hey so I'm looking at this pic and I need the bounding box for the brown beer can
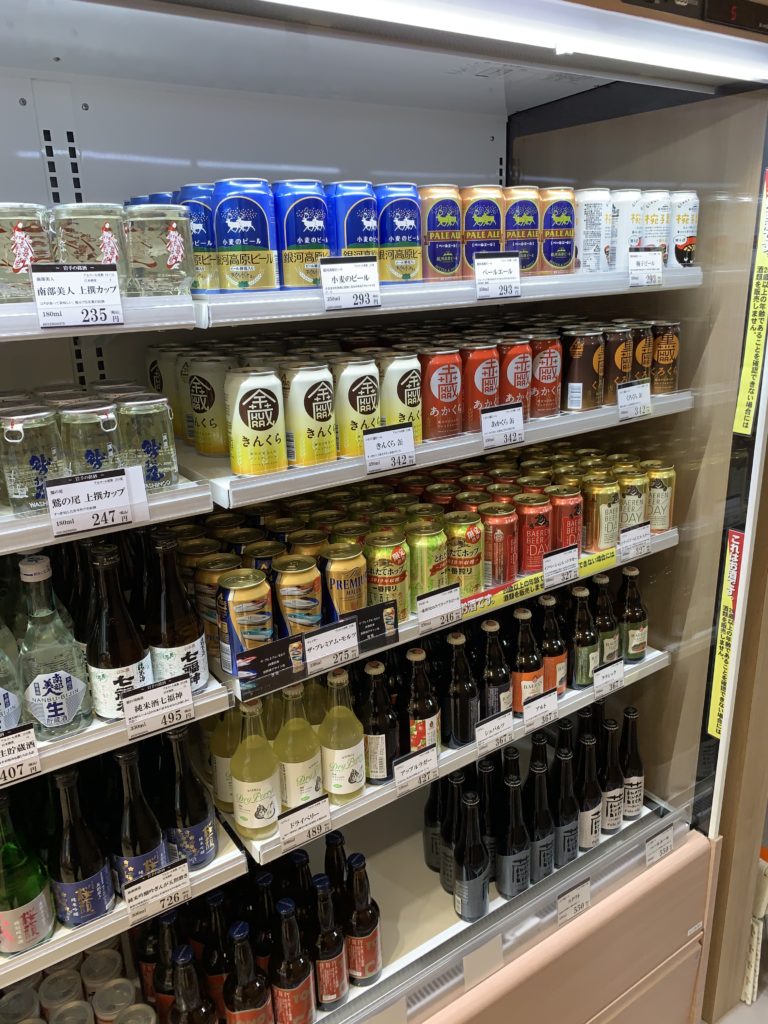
[561,329,604,412]
[602,327,633,405]
[650,321,680,394]
[545,485,583,556]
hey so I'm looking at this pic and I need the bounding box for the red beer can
[430,465,463,484]
[419,348,463,439]
[479,501,518,587]
[529,332,563,418]
[424,482,460,507]
[545,485,583,555]
[488,465,519,486]
[498,339,533,420]
[454,490,489,513]
[397,473,433,495]
[513,493,552,575]
[459,342,500,432]
[486,483,522,504]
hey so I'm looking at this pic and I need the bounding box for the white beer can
[328,356,380,458]
[282,362,337,467]
[609,189,643,272]
[574,188,612,273]
[376,352,422,444]
[640,190,671,262]
[667,191,699,267]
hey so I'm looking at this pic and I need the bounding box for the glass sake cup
[124,204,195,297]
[50,203,129,294]
[59,401,122,475]
[0,405,65,515]
[116,393,178,491]
[0,203,52,303]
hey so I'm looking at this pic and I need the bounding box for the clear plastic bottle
[274,684,322,812]
[230,701,280,840]
[210,706,243,814]
[0,640,23,733]
[317,669,365,805]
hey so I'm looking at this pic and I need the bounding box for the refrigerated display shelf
[0,823,246,988]
[223,645,670,864]
[178,392,694,509]
[0,294,197,342]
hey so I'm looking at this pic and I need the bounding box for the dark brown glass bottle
[202,890,231,1022]
[311,874,349,1010]
[599,719,625,834]
[549,718,574,806]
[447,631,480,747]
[616,567,648,662]
[477,758,497,881]
[188,895,211,961]
[137,918,160,1004]
[72,540,96,656]
[592,574,620,666]
[406,648,440,751]
[170,945,217,1024]
[496,776,530,898]
[453,792,489,922]
[593,697,607,767]
[571,586,599,688]
[574,706,594,782]
[522,732,548,826]
[422,778,444,873]
[511,607,543,715]
[502,744,520,782]
[288,849,317,946]
[112,747,168,895]
[553,750,579,868]
[439,770,465,894]
[619,707,644,818]
[382,647,409,757]
[251,871,275,976]
[324,831,347,923]
[480,619,511,717]
[526,763,554,883]
[271,898,315,1024]
[360,660,399,784]
[223,921,273,1024]
[344,853,382,986]
[539,595,568,696]
[576,734,602,851]
[153,910,180,1024]
[167,726,217,870]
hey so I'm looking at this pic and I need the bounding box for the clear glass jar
[50,203,128,293]
[0,203,52,303]
[59,401,121,475]
[125,204,195,296]
[0,405,65,515]
[116,393,178,490]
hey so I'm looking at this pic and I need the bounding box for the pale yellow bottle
[304,676,327,733]
[210,705,243,813]
[274,683,322,810]
[230,700,281,840]
[263,690,284,744]
[317,669,365,805]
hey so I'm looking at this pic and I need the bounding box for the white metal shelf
[178,392,694,509]
[0,822,246,988]
[225,645,670,864]
[0,476,213,554]
[0,295,197,342]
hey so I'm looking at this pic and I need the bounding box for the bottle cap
[579,733,597,746]
[283,683,304,697]
[325,830,345,847]
[513,608,532,620]
[52,768,79,789]
[228,920,250,942]
[206,890,224,907]
[480,619,499,632]
[448,769,465,785]
[171,945,194,966]
[19,555,52,583]
[327,668,349,685]
[556,748,574,762]
[538,595,556,607]
[288,849,309,866]
[312,873,331,892]
[461,790,479,806]
[406,648,426,662]
[446,631,465,646]
[276,898,296,917]
[504,775,522,790]
[624,705,639,718]
[364,660,385,675]
[0,989,40,1024]
[593,573,610,584]
[622,565,640,577]
[240,698,263,715]
[346,852,366,871]
[477,759,495,775]
[254,870,273,888]
[571,586,590,598]
[90,544,120,567]
[604,717,619,731]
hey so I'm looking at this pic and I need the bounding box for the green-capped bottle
[0,791,55,954]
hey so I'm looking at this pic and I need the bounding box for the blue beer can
[178,182,217,292]
[325,181,378,258]
[148,191,176,203]
[374,182,422,284]
[274,179,331,289]
[213,178,279,291]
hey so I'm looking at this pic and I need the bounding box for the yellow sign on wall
[708,529,745,739]
[734,170,768,435]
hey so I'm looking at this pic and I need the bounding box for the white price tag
[31,263,124,329]
[620,522,652,562]
[304,621,359,675]
[363,424,416,475]
[278,795,331,852]
[474,252,521,300]
[123,860,191,926]
[542,545,579,590]
[0,725,40,788]
[46,466,150,538]
[475,709,515,756]
[593,660,625,699]
[522,690,558,733]
[416,584,462,634]
[480,402,524,450]
[557,879,591,926]
[617,379,652,421]
[393,745,439,796]
[320,256,381,311]
[628,249,663,287]
[645,826,674,867]
[123,676,195,740]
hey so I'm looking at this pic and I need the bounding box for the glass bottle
[359,660,399,785]
[71,540,96,656]
[496,776,530,898]
[18,554,92,741]
[169,944,216,1024]
[592,574,620,666]
[526,763,554,883]
[619,706,644,819]
[231,700,281,839]
[324,831,347,922]
[312,874,349,1010]
[406,647,441,751]
[616,566,648,662]
[153,910,180,1024]
[0,791,55,955]
[287,849,317,946]
[553,749,579,868]
[144,535,209,693]
[271,898,315,1024]
[211,706,243,814]
[447,631,480,747]
[548,718,573,806]
[48,768,115,927]
[303,677,326,733]
[274,684,322,811]
[593,697,607,768]
[112,746,168,894]
[574,706,593,782]
[522,731,549,826]
[439,770,465,895]
[263,691,284,744]
[223,921,273,1024]
[576,734,602,851]
[510,608,543,714]
[477,758,497,882]
[188,895,211,961]
[383,646,410,757]
[317,669,365,805]
[599,719,625,834]
[539,595,568,696]
[86,544,153,720]
[344,853,382,986]
[502,744,520,782]
[422,778,444,873]
[452,792,489,923]
[137,918,160,1003]
[167,726,218,870]
[479,618,511,717]
[0,635,22,733]
[571,586,599,688]
[252,871,275,976]
[202,891,231,1022]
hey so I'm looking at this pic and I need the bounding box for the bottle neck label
[150,633,208,693]
[166,813,218,869]
[271,972,315,1024]
[112,840,168,893]
[511,669,544,713]
[409,711,440,752]
[555,820,578,868]
[543,653,568,696]
[454,872,489,921]
[600,631,620,665]
[214,753,233,804]
[315,947,349,1005]
[573,645,599,687]
[0,886,55,954]
[530,834,554,883]
[321,740,365,795]
[346,925,382,980]
[623,776,644,817]
[279,753,322,810]
[364,732,390,781]
[601,788,624,832]
[578,806,602,850]
[0,688,21,732]
[496,847,530,897]
[24,671,87,728]
[88,653,152,719]
[226,1004,274,1024]
[232,770,280,829]
[51,861,115,927]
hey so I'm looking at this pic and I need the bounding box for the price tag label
[628,249,663,287]
[522,690,558,733]
[393,745,439,796]
[304,620,359,675]
[278,796,331,852]
[645,826,674,867]
[475,709,515,756]
[363,424,416,475]
[542,545,579,590]
[123,676,195,740]
[417,584,462,634]
[124,860,192,926]
[557,879,591,927]
[320,256,381,311]
[46,466,150,538]
[620,522,652,562]
[481,402,524,450]
[31,263,124,329]
[474,252,521,300]
[0,725,40,788]
[617,379,652,421]
[593,660,625,699]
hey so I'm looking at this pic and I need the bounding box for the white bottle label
[578,806,602,849]
[280,753,322,809]
[628,626,648,656]
[213,754,233,804]
[521,672,544,704]
[364,732,388,780]
[0,689,21,732]
[24,671,87,728]
[567,382,582,409]
[322,741,365,795]
[219,639,233,676]
[499,688,513,712]
[601,788,624,832]
[624,776,644,818]
[232,770,280,829]
[588,650,600,679]
[602,634,620,664]
[88,653,153,719]
[150,633,208,693]
[0,887,55,954]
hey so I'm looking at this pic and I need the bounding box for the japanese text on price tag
[393,745,439,796]
[0,725,40,789]
[278,796,331,852]
[481,402,524,450]
[543,545,579,590]
[123,676,195,740]
[363,424,416,475]
[474,253,521,300]
[620,523,652,562]
[522,690,558,733]
[46,466,150,538]
[417,584,462,634]
[475,709,515,756]
[304,621,359,675]
[646,826,674,867]
[124,860,191,926]
[593,660,625,699]
[628,249,663,288]
[557,879,591,926]
[320,256,381,311]
[31,263,124,329]
[617,379,652,421]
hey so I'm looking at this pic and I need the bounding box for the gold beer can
[273,555,323,636]
[288,529,330,557]
[195,553,241,658]
[228,369,288,476]
[617,471,650,529]
[320,542,367,621]
[647,463,676,533]
[582,475,621,553]
[444,510,483,597]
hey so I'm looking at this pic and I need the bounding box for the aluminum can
[460,185,504,277]
[561,329,604,411]
[617,471,650,529]
[498,339,532,419]
[226,369,288,475]
[274,179,330,289]
[358,481,395,500]
[280,361,336,466]
[620,321,654,381]
[377,352,422,442]
[398,475,431,496]
[371,511,408,533]
[178,537,221,597]
[420,185,461,279]
[364,530,410,622]
[647,464,676,533]
[195,553,241,658]
[609,189,642,272]
[487,465,519,485]
[272,555,322,637]
[424,482,460,507]
[178,183,217,292]
[582,476,621,552]
[539,187,575,273]
[406,523,448,608]
[287,529,329,557]
[478,502,517,588]
[486,483,521,503]
[419,348,463,439]
[218,527,267,555]
[458,473,491,490]
[668,191,699,267]
[240,540,286,580]
[502,186,540,273]
[544,486,583,555]
[430,466,463,484]
[325,181,378,257]
[601,326,633,405]
[331,521,369,545]
[311,509,348,532]
[382,493,415,512]
[517,475,549,494]
[375,183,422,283]
[175,352,196,442]
[528,333,562,418]
[329,356,380,457]
[190,355,233,457]
[205,511,245,537]
[216,569,273,676]
[650,321,680,394]
[513,493,552,575]
[640,190,671,262]
[453,490,488,513]
[406,502,445,526]
[213,178,278,291]
[444,511,483,597]
[319,542,367,622]
[267,515,305,543]
[460,342,500,431]
[574,188,611,274]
